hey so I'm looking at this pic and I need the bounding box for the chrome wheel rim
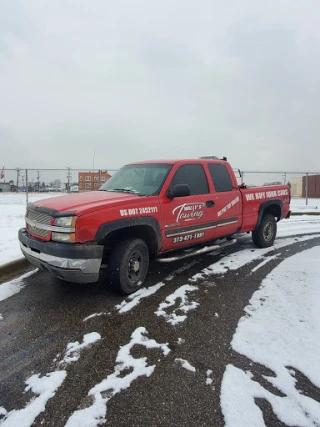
[127,251,143,283]
[263,221,274,242]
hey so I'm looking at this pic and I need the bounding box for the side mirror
[167,184,191,198]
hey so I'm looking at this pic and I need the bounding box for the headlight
[52,216,77,243]
[54,216,77,227]
[52,232,76,243]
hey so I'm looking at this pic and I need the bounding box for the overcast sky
[0,0,320,171]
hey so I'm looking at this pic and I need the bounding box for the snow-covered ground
[221,246,320,427]
[1,192,320,267]
[290,197,320,212]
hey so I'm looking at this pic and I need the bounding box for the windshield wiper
[108,188,140,194]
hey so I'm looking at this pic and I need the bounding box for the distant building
[0,182,17,192]
[78,171,111,192]
[0,182,11,192]
[290,177,303,197]
[302,174,320,198]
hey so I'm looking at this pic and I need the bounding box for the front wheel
[108,238,149,294]
[252,214,277,248]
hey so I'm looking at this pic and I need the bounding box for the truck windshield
[99,164,173,196]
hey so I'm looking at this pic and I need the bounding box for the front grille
[27,209,53,239]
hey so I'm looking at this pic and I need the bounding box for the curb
[291,211,320,216]
[0,258,34,285]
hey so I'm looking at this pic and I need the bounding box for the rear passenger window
[170,164,209,195]
[208,164,233,192]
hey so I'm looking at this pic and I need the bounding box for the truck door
[160,164,217,251]
[206,163,242,238]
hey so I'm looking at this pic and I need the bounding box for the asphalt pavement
[1,235,320,427]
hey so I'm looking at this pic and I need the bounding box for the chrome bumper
[19,242,102,274]
[19,228,103,283]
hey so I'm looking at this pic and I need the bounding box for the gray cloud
[0,0,320,172]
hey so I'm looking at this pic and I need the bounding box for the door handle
[206,200,215,208]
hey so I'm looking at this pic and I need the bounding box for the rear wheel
[252,214,277,248]
[108,238,149,294]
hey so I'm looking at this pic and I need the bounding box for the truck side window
[170,164,209,195]
[208,164,233,192]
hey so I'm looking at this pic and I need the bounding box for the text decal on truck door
[217,196,240,217]
[245,189,289,201]
[172,203,205,222]
[120,207,158,217]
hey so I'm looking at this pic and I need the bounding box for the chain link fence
[240,171,320,209]
[0,168,320,210]
[0,168,118,205]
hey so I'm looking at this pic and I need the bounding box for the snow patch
[0,371,66,427]
[65,327,170,427]
[189,273,204,282]
[83,313,106,322]
[60,333,101,365]
[206,369,213,385]
[0,407,7,416]
[155,284,199,325]
[251,254,280,273]
[115,282,165,313]
[0,269,38,302]
[204,234,320,275]
[175,358,196,373]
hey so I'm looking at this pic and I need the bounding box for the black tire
[108,238,149,294]
[252,214,277,248]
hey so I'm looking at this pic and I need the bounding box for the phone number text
[172,232,205,244]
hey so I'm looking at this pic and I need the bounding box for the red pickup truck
[19,157,291,294]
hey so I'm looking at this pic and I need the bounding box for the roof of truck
[128,157,228,165]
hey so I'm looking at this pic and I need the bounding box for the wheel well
[100,225,159,259]
[264,204,282,221]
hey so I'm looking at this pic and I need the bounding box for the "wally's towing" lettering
[172,203,205,222]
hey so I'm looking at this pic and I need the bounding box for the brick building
[302,174,320,198]
[78,171,111,192]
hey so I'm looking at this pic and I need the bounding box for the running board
[156,239,237,263]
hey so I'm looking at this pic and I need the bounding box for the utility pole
[26,169,28,205]
[67,167,71,192]
[16,168,21,189]
[37,171,40,192]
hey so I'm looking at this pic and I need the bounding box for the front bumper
[19,228,103,283]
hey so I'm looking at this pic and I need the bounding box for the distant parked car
[70,185,79,193]
[263,181,282,186]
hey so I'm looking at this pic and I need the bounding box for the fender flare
[95,217,162,253]
[255,199,283,230]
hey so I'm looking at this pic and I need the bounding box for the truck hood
[31,191,143,216]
